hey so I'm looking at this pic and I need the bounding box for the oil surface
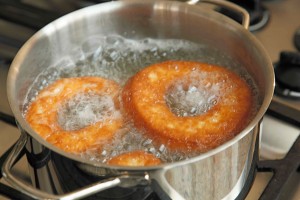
[23,35,259,163]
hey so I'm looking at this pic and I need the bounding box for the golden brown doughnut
[107,151,161,166]
[122,61,253,152]
[26,77,123,153]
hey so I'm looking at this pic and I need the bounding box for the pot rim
[7,0,274,171]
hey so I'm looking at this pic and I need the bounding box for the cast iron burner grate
[274,51,300,100]
[218,0,270,32]
[0,116,299,200]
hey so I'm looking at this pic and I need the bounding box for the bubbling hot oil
[81,124,198,163]
[165,70,221,117]
[57,92,119,131]
[24,35,260,163]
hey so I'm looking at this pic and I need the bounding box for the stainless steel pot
[2,0,274,199]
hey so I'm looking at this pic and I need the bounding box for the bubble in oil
[57,92,119,131]
[165,71,221,117]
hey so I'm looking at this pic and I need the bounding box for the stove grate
[257,136,300,200]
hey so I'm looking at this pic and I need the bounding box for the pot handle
[1,133,150,200]
[187,0,250,30]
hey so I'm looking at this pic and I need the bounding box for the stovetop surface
[0,0,300,199]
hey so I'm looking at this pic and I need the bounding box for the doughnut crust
[26,77,123,153]
[122,61,253,152]
[107,151,161,166]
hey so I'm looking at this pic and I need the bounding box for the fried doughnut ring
[26,77,123,153]
[122,61,253,152]
[107,151,161,166]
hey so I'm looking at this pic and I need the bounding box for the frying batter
[107,151,161,166]
[26,77,123,153]
[122,61,253,152]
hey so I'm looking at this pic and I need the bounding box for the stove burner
[219,0,270,31]
[274,51,300,99]
[294,27,300,51]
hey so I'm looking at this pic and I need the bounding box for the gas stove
[0,0,299,200]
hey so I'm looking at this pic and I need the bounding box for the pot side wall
[152,126,258,200]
